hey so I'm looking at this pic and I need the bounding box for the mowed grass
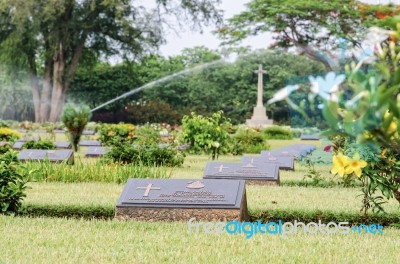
[24,182,400,214]
[5,137,399,263]
[1,215,400,264]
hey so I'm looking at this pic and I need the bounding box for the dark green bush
[104,141,184,167]
[0,144,12,154]
[61,104,92,152]
[0,151,29,214]
[262,126,294,140]
[231,129,270,155]
[22,140,56,150]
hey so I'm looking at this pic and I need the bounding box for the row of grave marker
[202,144,316,185]
[16,129,96,135]
[115,143,318,222]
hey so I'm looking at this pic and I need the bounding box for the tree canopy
[70,47,325,125]
[217,0,400,70]
[0,0,222,122]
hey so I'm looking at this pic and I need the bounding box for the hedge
[13,204,400,227]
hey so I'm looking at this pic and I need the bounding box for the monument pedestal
[246,106,273,128]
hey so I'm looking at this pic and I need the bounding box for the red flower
[324,145,332,152]
[375,11,388,20]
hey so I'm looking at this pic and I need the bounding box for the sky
[149,0,395,57]
[152,0,273,57]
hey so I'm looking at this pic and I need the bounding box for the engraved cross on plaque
[254,64,267,107]
[136,183,161,197]
[215,164,228,172]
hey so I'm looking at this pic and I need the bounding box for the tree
[217,0,398,71]
[142,49,324,124]
[0,0,222,122]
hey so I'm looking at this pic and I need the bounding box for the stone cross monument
[246,64,273,128]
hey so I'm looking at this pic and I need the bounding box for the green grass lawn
[2,137,399,263]
[1,216,399,264]
[23,182,400,214]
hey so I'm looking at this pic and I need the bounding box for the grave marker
[54,142,72,149]
[241,155,294,170]
[300,134,320,140]
[203,162,280,185]
[115,179,248,221]
[82,130,96,135]
[84,146,108,157]
[79,140,101,147]
[18,149,74,164]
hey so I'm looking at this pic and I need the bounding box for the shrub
[231,129,270,155]
[181,111,232,160]
[98,123,136,145]
[61,104,92,152]
[0,128,21,142]
[99,123,167,146]
[22,140,56,150]
[0,144,12,155]
[262,126,293,140]
[104,141,184,167]
[0,151,29,214]
[0,120,10,128]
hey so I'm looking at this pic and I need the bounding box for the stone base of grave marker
[246,106,273,128]
[115,205,248,222]
[245,179,279,186]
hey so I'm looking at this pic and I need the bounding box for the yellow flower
[381,148,387,158]
[384,110,398,138]
[363,131,372,139]
[344,158,367,178]
[331,153,350,177]
[388,121,397,135]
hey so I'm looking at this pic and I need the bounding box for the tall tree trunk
[39,61,52,122]
[49,45,65,122]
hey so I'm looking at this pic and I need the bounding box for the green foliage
[301,157,331,187]
[0,127,21,142]
[0,151,29,214]
[0,144,11,154]
[61,104,92,152]
[70,63,142,112]
[285,19,400,217]
[22,140,56,150]
[218,0,387,70]
[125,100,183,125]
[181,111,232,160]
[98,123,136,146]
[0,120,9,128]
[231,128,270,155]
[104,141,184,167]
[262,126,293,140]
